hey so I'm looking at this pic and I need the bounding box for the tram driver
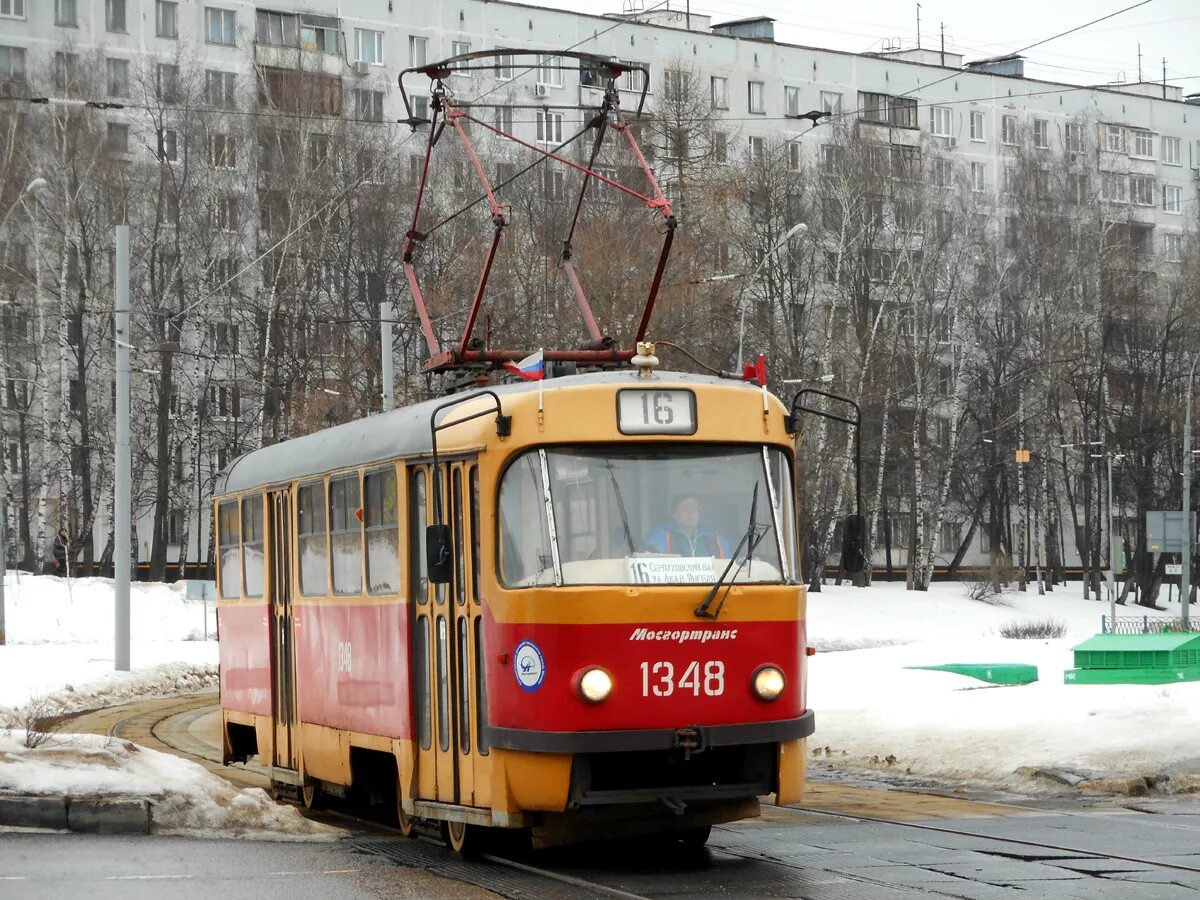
[642,494,730,558]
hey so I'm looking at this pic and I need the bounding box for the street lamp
[1182,351,1200,629]
[0,177,49,233]
[736,221,808,370]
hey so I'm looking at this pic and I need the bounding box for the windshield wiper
[695,484,768,619]
[604,460,637,555]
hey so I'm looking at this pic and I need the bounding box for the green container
[906,663,1039,685]
[1065,634,1200,685]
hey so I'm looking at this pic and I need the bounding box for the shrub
[999,618,1067,640]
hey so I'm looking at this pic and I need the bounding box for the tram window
[364,467,399,594]
[217,500,240,598]
[241,496,265,598]
[330,474,363,595]
[497,453,555,586]
[453,470,465,606]
[297,481,328,595]
[469,466,480,604]
[436,615,450,752]
[414,615,431,751]
[767,447,799,580]
[457,617,471,754]
[409,469,428,602]
[474,615,488,754]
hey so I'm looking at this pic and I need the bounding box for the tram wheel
[445,819,484,854]
[300,782,322,810]
[396,798,414,838]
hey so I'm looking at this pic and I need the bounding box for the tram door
[268,489,298,771]
[410,461,483,808]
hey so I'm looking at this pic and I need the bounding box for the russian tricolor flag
[504,349,545,381]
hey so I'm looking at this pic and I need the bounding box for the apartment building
[1,0,1197,574]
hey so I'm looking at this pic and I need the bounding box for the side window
[330,473,363,595]
[436,615,450,751]
[218,499,240,598]
[457,617,470,754]
[241,496,264,598]
[474,616,488,754]
[409,469,428,602]
[469,466,480,604]
[365,466,399,594]
[453,469,465,605]
[414,615,431,750]
[298,480,328,595]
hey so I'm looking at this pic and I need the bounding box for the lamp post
[1089,449,1125,630]
[1183,351,1200,629]
[0,178,49,234]
[736,222,807,370]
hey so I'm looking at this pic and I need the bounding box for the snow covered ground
[808,577,1200,790]
[1,568,1197,836]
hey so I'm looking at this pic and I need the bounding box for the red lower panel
[293,601,411,739]
[485,611,805,732]
[218,603,271,716]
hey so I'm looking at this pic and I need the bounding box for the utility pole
[1183,351,1198,629]
[0,496,7,645]
[1107,452,1116,628]
[115,225,131,671]
[380,301,394,412]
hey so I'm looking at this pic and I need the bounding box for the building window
[55,0,76,27]
[1130,174,1154,206]
[1067,172,1087,204]
[939,522,961,554]
[106,122,129,154]
[0,1,25,19]
[930,106,951,137]
[1162,136,1181,165]
[787,141,801,171]
[355,88,383,122]
[216,196,239,230]
[1101,171,1128,202]
[205,7,236,45]
[536,110,562,144]
[106,0,126,32]
[205,70,236,108]
[493,106,513,133]
[859,92,916,128]
[969,110,985,141]
[157,128,177,162]
[933,156,952,187]
[541,168,565,201]
[256,9,296,45]
[710,75,728,109]
[713,131,727,163]
[53,52,77,93]
[536,53,561,87]
[820,91,842,115]
[300,14,338,53]
[784,85,800,117]
[747,80,765,114]
[1131,130,1153,158]
[1064,122,1082,154]
[412,95,428,120]
[617,60,645,93]
[208,383,240,419]
[1001,115,1017,145]
[410,35,428,68]
[356,28,383,65]
[0,45,26,82]
[1033,119,1049,149]
[821,144,842,174]
[157,63,179,102]
[156,1,177,38]
[1104,124,1125,153]
[451,40,471,72]
[493,51,513,80]
[1163,233,1182,261]
[748,135,764,161]
[970,162,985,191]
[106,58,129,98]
[209,134,236,168]
[1163,184,1182,214]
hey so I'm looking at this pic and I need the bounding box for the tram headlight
[577,667,613,704]
[752,665,786,701]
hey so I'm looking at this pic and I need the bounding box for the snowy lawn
[808,578,1200,789]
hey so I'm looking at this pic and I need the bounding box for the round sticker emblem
[513,640,546,692]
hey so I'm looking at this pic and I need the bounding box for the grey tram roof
[214,369,764,496]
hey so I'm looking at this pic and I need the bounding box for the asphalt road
[0,832,499,900]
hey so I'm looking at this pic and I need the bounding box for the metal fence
[1101,615,1200,635]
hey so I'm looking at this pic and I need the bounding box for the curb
[0,795,151,834]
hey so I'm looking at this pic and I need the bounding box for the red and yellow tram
[214,357,814,849]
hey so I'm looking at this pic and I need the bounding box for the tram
[214,351,817,849]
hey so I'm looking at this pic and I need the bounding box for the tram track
[58,696,1200,898]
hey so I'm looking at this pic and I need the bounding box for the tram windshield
[498,445,797,587]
